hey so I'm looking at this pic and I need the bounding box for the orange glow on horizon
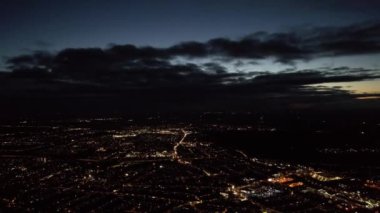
[310,79,380,94]
[356,96,380,100]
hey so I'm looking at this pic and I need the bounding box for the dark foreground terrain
[0,113,379,212]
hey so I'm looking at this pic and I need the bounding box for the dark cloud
[2,64,376,95]
[7,22,380,72]
[168,42,208,57]
[252,70,378,86]
[6,21,380,74]
[107,44,167,61]
[202,63,227,74]
[1,64,378,116]
[54,48,110,75]
[2,21,380,115]
[6,51,53,71]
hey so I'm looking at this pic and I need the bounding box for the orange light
[288,182,303,188]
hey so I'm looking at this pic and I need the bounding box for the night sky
[1,0,380,116]
[2,0,380,64]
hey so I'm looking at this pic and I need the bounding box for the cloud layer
[6,21,380,70]
[1,21,380,115]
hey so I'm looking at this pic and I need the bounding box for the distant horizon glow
[310,79,380,94]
